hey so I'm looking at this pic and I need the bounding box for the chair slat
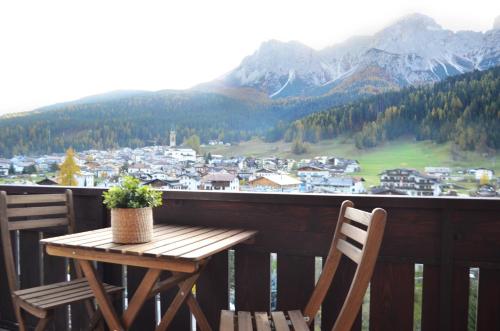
[238,311,253,331]
[6,194,66,205]
[344,207,371,226]
[287,310,309,331]
[8,218,69,231]
[255,312,272,331]
[7,205,68,218]
[271,311,290,331]
[336,238,362,264]
[220,310,235,331]
[341,223,367,245]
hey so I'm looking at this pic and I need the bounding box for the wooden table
[40,224,257,331]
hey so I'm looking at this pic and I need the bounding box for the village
[0,130,497,197]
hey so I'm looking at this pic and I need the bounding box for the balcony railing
[0,185,499,331]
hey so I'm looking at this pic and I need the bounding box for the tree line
[271,66,500,151]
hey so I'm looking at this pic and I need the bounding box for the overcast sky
[0,0,499,114]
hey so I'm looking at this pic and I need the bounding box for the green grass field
[201,138,499,188]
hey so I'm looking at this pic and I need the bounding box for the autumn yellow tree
[58,148,81,186]
[479,172,489,186]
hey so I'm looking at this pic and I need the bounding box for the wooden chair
[220,200,387,331]
[0,190,123,331]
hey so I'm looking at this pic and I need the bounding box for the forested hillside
[0,88,356,157]
[276,66,500,151]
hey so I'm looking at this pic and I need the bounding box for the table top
[41,224,257,262]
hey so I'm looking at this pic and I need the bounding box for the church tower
[169,129,176,147]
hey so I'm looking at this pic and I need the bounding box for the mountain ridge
[210,13,500,98]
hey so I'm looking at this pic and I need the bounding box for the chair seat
[14,278,123,311]
[220,309,309,331]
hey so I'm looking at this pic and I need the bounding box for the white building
[380,169,441,196]
[164,148,196,163]
[201,173,239,191]
[76,172,95,187]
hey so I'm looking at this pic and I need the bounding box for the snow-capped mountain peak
[210,13,500,98]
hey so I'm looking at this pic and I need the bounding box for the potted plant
[103,176,163,243]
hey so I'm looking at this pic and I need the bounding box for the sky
[0,0,499,114]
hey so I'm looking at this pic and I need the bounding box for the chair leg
[14,303,26,331]
[34,312,52,331]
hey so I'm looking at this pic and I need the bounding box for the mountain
[211,13,500,98]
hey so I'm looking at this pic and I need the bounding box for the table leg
[156,273,200,331]
[122,268,162,329]
[186,293,212,331]
[78,260,124,331]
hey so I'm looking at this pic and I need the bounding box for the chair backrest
[303,200,387,331]
[0,190,76,293]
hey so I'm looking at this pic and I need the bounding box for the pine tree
[58,148,81,186]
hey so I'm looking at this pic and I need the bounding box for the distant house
[201,173,239,191]
[0,161,10,176]
[309,177,366,194]
[37,177,59,185]
[470,168,495,181]
[380,168,441,196]
[297,166,330,181]
[254,168,276,179]
[128,163,152,175]
[425,167,451,179]
[247,174,301,192]
[143,178,183,190]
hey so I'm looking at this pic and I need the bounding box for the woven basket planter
[111,207,153,243]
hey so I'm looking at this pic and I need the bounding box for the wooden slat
[47,229,112,246]
[180,230,257,260]
[98,225,190,250]
[31,284,116,306]
[220,310,235,331]
[271,311,290,331]
[6,194,66,205]
[8,218,69,231]
[237,311,253,331]
[143,228,228,256]
[126,267,156,331]
[340,223,367,245]
[370,262,414,331]
[451,266,469,331]
[344,207,371,226]
[40,227,110,243]
[277,254,314,312]
[161,229,241,257]
[477,268,500,331]
[197,252,229,329]
[37,286,120,309]
[15,278,87,296]
[235,248,270,312]
[18,280,89,300]
[321,256,361,331]
[7,205,68,218]
[255,312,272,331]
[287,310,309,331]
[336,239,362,264]
[103,226,206,253]
[421,264,440,331]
